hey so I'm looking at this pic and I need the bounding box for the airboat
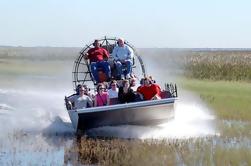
[65,37,178,132]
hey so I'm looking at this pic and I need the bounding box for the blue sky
[1,0,251,48]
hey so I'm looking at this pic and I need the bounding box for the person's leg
[90,62,99,83]
[100,61,111,79]
[108,59,116,78]
[125,60,132,76]
[114,61,122,79]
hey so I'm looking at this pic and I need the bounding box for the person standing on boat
[94,83,110,107]
[84,40,111,83]
[118,80,136,103]
[137,77,161,100]
[68,86,93,109]
[112,38,134,79]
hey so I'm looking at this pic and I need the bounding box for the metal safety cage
[72,36,146,91]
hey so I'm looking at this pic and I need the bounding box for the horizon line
[1,45,251,50]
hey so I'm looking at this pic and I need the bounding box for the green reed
[64,137,251,166]
[184,51,251,81]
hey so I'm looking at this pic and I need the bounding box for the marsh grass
[217,120,251,138]
[182,79,251,121]
[64,137,251,166]
[184,51,251,81]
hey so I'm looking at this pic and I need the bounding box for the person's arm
[106,93,110,105]
[65,96,73,110]
[126,46,134,60]
[118,87,123,103]
[103,49,109,60]
[151,94,161,100]
[84,53,88,60]
[151,85,161,100]
[85,49,91,59]
[112,47,118,61]
[129,89,136,102]
[136,87,144,100]
[94,95,97,107]
[87,96,93,107]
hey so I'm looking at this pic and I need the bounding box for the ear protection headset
[93,43,102,47]
[93,40,101,47]
[117,38,126,45]
[76,84,82,95]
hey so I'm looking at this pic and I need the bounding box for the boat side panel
[77,103,174,131]
[68,110,79,131]
[77,98,176,113]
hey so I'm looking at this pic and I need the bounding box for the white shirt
[112,45,134,61]
[131,85,138,92]
[108,88,118,98]
[70,94,93,109]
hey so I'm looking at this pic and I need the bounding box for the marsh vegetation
[0,47,251,165]
[184,50,251,81]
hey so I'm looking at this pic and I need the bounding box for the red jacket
[137,84,161,100]
[87,47,109,62]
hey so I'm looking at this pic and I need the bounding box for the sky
[0,0,251,48]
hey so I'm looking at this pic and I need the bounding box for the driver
[112,38,134,79]
[84,39,111,83]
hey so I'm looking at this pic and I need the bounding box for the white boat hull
[68,98,176,132]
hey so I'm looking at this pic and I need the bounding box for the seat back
[97,70,107,83]
[160,91,171,99]
[110,98,119,105]
[102,44,115,54]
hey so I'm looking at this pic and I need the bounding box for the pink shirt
[95,92,109,107]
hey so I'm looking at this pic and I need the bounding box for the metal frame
[164,83,178,98]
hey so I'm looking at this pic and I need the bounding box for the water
[85,89,216,139]
[0,55,217,165]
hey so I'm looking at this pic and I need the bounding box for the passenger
[68,86,93,109]
[149,75,156,84]
[148,75,161,94]
[102,81,109,91]
[130,77,138,91]
[116,79,124,88]
[75,84,83,95]
[137,77,161,100]
[94,83,110,107]
[84,39,111,83]
[118,80,136,103]
[129,77,143,102]
[108,80,119,99]
[66,84,83,106]
[82,84,95,99]
[112,38,134,79]
[65,85,82,109]
[137,78,145,92]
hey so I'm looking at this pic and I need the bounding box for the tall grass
[64,137,251,166]
[184,51,251,81]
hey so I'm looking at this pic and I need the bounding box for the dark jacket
[118,87,136,103]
